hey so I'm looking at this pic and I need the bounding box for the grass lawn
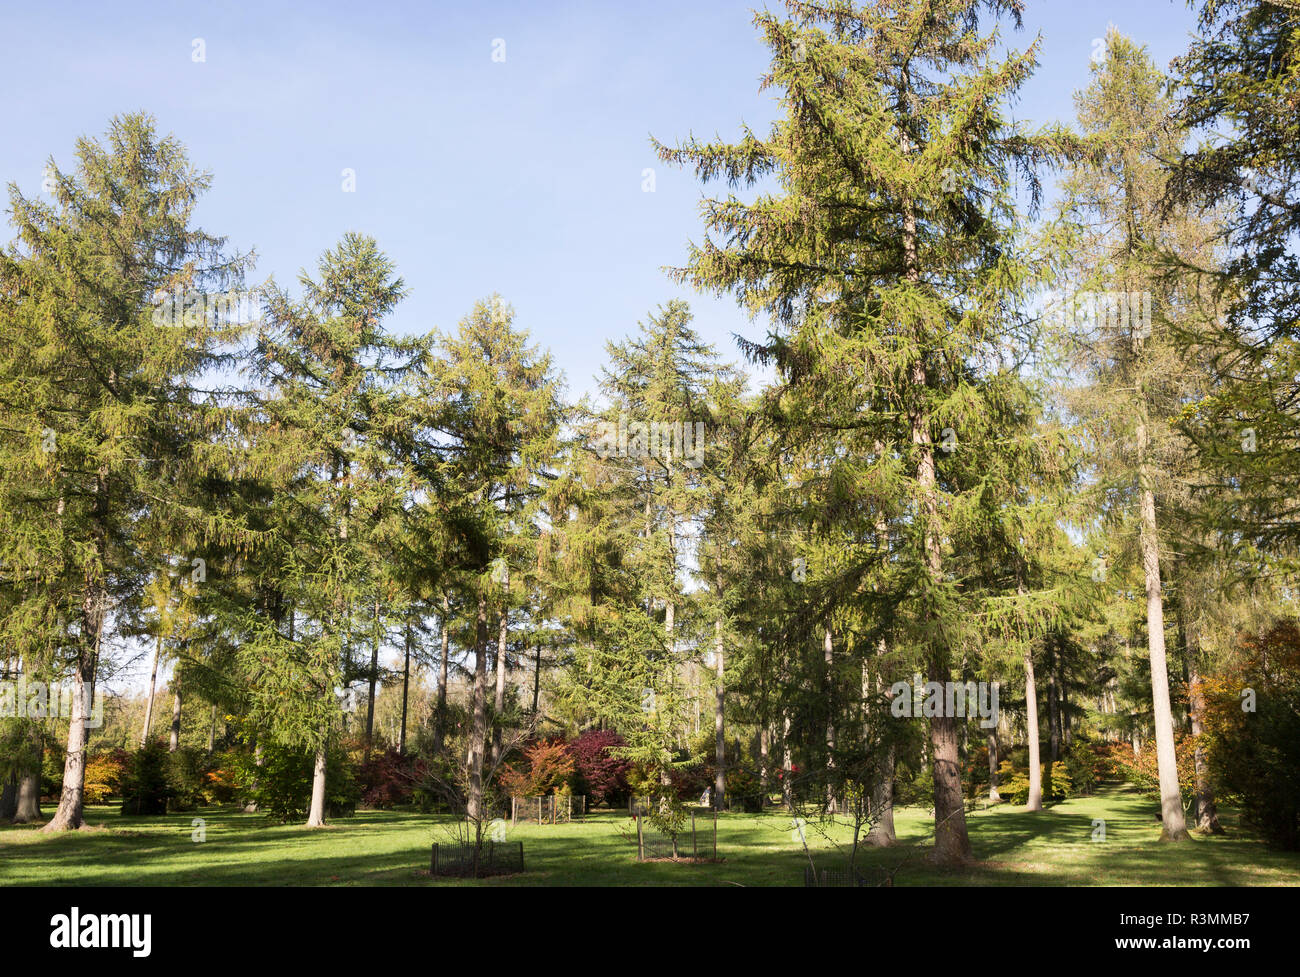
[2,784,1298,886]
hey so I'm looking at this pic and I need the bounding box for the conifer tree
[0,114,248,830]
[656,0,1074,863]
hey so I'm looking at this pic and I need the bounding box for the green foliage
[1065,737,1102,797]
[235,742,359,823]
[121,743,173,816]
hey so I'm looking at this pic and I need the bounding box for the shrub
[201,751,241,804]
[1065,737,1102,796]
[567,730,631,807]
[724,765,764,812]
[83,749,128,804]
[668,761,711,802]
[357,749,421,808]
[120,742,173,815]
[996,761,1030,806]
[165,747,208,811]
[499,739,575,797]
[1202,621,1300,850]
[235,741,359,823]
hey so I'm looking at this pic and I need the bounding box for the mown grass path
[3,785,1297,886]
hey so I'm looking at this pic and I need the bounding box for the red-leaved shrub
[566,730,631,807]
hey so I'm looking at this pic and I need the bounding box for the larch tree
[1052,30,1231,839]
[656,0,1074,864]
[0,113,248,830]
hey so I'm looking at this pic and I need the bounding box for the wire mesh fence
[632,809,719,861]
[510,795,586,824]
[429,840,525,878]
[803,865,869,886]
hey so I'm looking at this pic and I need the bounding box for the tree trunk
[141,632,162,747]
[781,708,793,810]
[44,580,104,832]
[305,737,328,827]
[1184,623,1222,834]
[987,731,1001,802]
[169,683,182,753]
[399,620,411,755]
[15,766,42,823]
[0,777,16,821]
[365,595,380,761]
[903,149,970,863]
[492,595,508,767]
[467,596,489,821]
[1136,438,1190,841]
[1047,636,1061,765]
[434,594,450,755]
[865,743,896,847]
[1024,643,1043,812]
[206,703,217,753]
[243,741,263,813]
[532,638,542,715]
[714,617,726,811]
[824,625,836,813]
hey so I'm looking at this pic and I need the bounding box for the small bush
[357,749,421,808]
[499,739,575,797]
[567,730,631,807]
[120,742,173,815]
[83,749,128,804]
[235,742,359,823]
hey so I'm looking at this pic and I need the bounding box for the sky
[0,0,1203,688]
[3,0,1203,404]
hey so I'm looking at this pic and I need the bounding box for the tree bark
[491,591,508,767]
[44,574,104,832]
[305,737,327,827]
[824,625,836,814]
[434,594,450,755]
[902,133,970,863]
[987,731,1001,802]
[1183,621,1222,833]
[1136,428,1190,841]
[14,765,42,823]
[531,638,542,715]
[399,619,411,755]
[1024,643,1043,812]
[467,596,489,821]
[781,707,793,810]
[1047,636,1061,764]
[141,631,162,747]
[169,682,181,753]
[0,777,16,821]
[866,742,896,846]
[365,595,380,761]
[713,617,725,811]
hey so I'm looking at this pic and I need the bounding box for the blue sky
[3,0,1200,401]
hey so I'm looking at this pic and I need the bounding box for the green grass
[2,784,1297,886]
